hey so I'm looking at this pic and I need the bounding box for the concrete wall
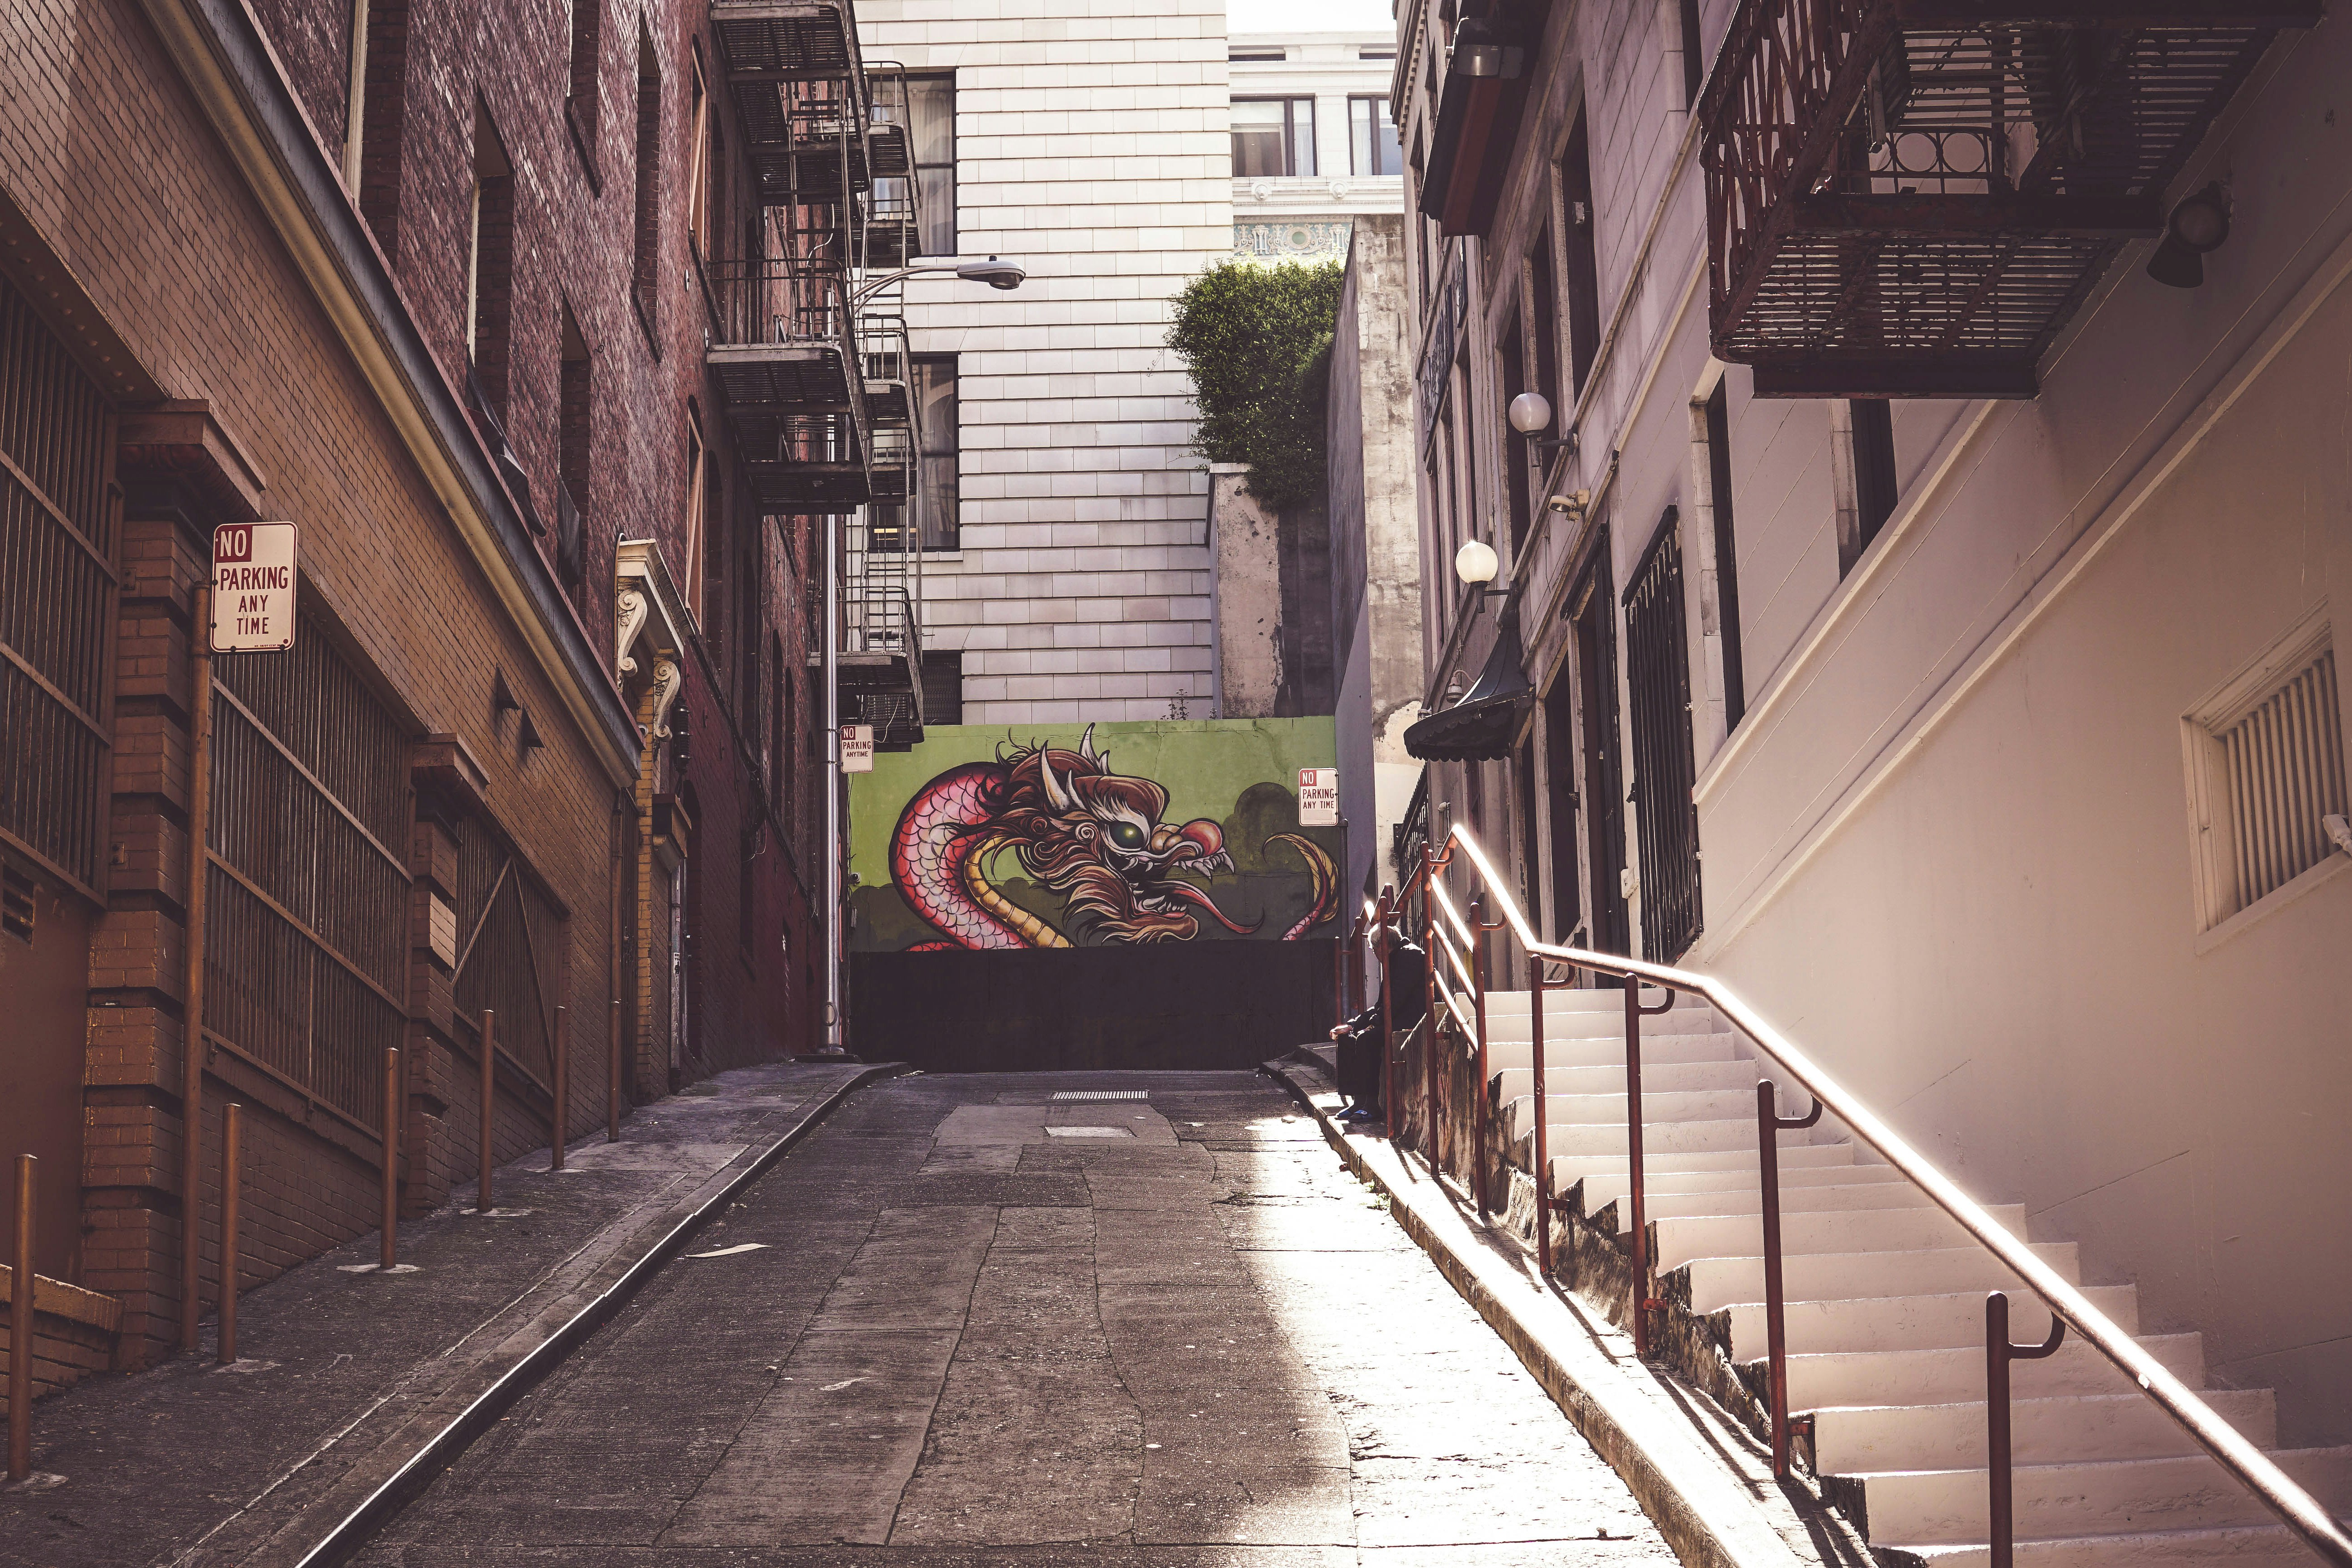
[857,0,1232,726]
[1393,0,2352,1443]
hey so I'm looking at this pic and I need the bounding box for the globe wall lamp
[1507,391,1577,454]
[2145,185,2229,289]
[1455,537,1508,606]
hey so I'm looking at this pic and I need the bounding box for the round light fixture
[1455,537,1499,586]
[1508,391,1553,434]
[2145,184,2230,290]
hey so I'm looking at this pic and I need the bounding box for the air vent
[1229,47,1285,61]
[2,865,34,943]
[1050,1090,1148,1102]
[2184,615,2347,934]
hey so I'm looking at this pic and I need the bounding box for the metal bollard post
[218,1104,241,1366]
[551,1005,568,1172]
[381,1047,401,1271]
[9,1154,34,1480]
[477,1009,497,1214]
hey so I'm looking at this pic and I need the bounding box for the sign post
[1298,767,1339,826]
[210,522,298,653]
[840,724,875,775]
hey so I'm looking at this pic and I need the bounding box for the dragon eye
[1108,821,1146,850]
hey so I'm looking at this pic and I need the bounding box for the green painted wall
[848,717,1340,952]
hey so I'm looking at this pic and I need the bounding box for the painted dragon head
[991,727,1255,943]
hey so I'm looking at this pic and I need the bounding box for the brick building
[0,0,887,1371]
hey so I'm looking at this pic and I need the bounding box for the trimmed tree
[1166,258,1344,511]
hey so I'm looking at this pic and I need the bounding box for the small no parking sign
[1297,768,1339,825]
[211,522,298,653]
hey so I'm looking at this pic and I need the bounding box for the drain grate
[1045,1125,1135,1138]
[1049,1090,1149,1102]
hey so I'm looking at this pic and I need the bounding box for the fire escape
[1697,0,2320,397]
[707,3,925,748]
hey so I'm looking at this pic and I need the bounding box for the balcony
[711,1,859,84]
[705,256,870,509]
[1698,0,2318,397]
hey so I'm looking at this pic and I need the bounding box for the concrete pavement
[358,1071,1683,1564]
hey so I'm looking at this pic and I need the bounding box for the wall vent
[2183,612,2347,933]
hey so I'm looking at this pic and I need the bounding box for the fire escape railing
[1342,823,2352,1568]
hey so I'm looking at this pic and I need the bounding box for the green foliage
[1166,259,1344,511]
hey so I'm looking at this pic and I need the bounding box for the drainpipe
[823,510,844,1053]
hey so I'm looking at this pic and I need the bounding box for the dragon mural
[888,726,1337,949]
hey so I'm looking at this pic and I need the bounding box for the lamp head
[1508,391,1553,434]
[956,256,1027,290]
[1454,537,1499,587]
[2146,184,2229,290]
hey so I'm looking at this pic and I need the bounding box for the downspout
[823,512,844,1051]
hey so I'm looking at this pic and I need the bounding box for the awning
[1404,616,1532,762]
[1416,4,1546,237]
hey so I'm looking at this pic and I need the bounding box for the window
[1348,96,1401,176]
[1230,46,1285,61]
[683,410,707,619]
[567,0,601,139]
[632,23,660,329]
[1232,98,1316,177]
[913,355,958,550]
[897,73,955,258]
[1624,510,1702,959]
[1703,381,1746,730]
[923,650,963,726]
[1838,398,1897,575]
[1499,307,1530,557]
[1677,0,1706,106]
[686,53,712,264]
[467,104,516,419]
[1530,232,1561,427]
[1557,108,1601,396]
[2184,620,2346,932]
[557,306,591,593]
[347,0,410,249]
[1360,47,1396,60]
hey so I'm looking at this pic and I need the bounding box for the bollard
[477,1009,497,1214]
[9,1154,34,1480]
[380,1047,401,1271]
[608,997,621,1144]
[218,1104,241,1366]
[551,1005,568,1172]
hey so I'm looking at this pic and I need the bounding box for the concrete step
[1810,1387,2278,1473]
[1900,1522,2352,1568]
[1508,1086,1766,1137]
[1776,1331,2203,1412]
[1844,1445,2352,1547]
[1547,1141,1858,1197]
[1595,1175,1936,1228]
[1507,1111,1772,1159]
[1504,1058,1763,1097]
[1485,1033,1741,1078]
[1722,1285,2141,1359]
[1652,1202,2032,1274]
[1674,1241,2083,1315]
[1482,1010,1735,1043]
[1481,988,1713,1016]
[1570,1150,1875,1211]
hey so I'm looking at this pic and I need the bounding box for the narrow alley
[358,1072,1676,1564]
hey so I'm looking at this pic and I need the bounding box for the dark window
[1230,46,1285,61]
[632,24,661,330]
[1499,308,1530,557]
[1844,398,1897,574]
[923,650,963,726]
[353,0,410,253]
[1360,47,1396,60]
[1232,98,1316,177]
[468,106,516,419]
[905,74,955,257]
[1348,96,1402,176]
[1531,233,1561,427]
[567,0,601,137]
[914,355,958,550]
[557,306,591,593]
[1570,535,1630,957]
[1704,382,1744,730]
[1623,509,1702,960]
[1678,0,1706,106]
[1541,669,1582,943]
[1558,109,1601,396]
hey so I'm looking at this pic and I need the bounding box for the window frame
[1348,94,1401,177]
[1231,96,1317,178]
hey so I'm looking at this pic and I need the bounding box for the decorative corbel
[615,584,650,677]
[648,658,683,739]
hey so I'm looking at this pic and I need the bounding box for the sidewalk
[0,1060,890,1568]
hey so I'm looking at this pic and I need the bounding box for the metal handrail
[1382,822,2352,1568]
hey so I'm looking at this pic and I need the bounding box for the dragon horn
[1079,723,1099,768]
[1040,754,1076,813]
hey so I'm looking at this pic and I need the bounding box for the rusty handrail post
[1375,885,1396,1141]
[1988,1292,2065,1568]
[1623,979,1676,1356]
[380,1047,401,1271]
[608,996,622,1143]
[1466,897,1489,1212]
[1420,866,1440,1164]
[551,1005,569,1172]
[217,1103,242,1366]
[179,586,214,1353]
[1332,913,1348,1030]
[9,1154,34,1479]
[1759,1079,1824,1478]
[477,1008,497,1214]
[1529,951,1551,1275]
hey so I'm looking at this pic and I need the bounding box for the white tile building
[856,0,1235,725]
[1226,30,1407,264]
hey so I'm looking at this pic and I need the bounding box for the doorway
[1568,535,1630,957]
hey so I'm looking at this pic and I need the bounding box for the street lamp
[1506,391,1576,454]
[850,255,1027,309]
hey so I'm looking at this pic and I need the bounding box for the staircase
[1472,986,2352,1568]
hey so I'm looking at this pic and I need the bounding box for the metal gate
[0,276,116,897]
[205,622,410,1129]
[1623,509,1702,960]
[450,815,566,1092]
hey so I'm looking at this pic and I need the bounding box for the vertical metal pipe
[9,1154,34,1479]
[608,996,622,1143]
[1988,1292,2015,1568]
[380,1047,401,1271]
[551,1005,568,1172]
[1467,895,1489,1213]
[1376,886,1395,1142]
[1530,953,1550,1275]
[477,1008,497,1214]
[1624,979,1650,1356]
[217,1104,241,1366]
[823,511,843,1051]
[180,588,214,1353]
[1421,885,1439,1163]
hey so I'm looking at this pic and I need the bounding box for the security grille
[450,813,567,1091]
[206,625,410,1128]
[0,277,116,896]
[1623,513,1702,961]
[2218,647,2344,913]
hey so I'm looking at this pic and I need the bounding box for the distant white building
[1226,31,1408,265]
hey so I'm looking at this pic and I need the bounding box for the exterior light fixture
[1507,391,1576,453]
[955,256,1027,290]
[2146,184,2230,289]
[1455,537,1499,587]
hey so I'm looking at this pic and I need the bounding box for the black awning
[1404,616,1532,762]
[1416,2,1547,236]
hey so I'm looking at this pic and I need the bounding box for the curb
[1265,1053,1815,1568]
[280,1062,906,1568]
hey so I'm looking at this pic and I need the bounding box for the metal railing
[1357,822,2352,1568]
